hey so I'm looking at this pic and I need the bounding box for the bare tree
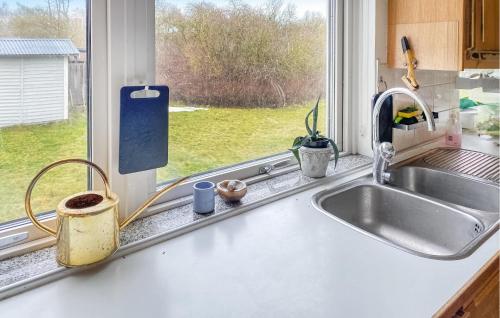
[0,2,11,36]
[156,0,326,107]
[8,0,71,38]
[47,0,70,35]
[3,0,85,48]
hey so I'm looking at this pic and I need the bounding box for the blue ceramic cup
[193,181,215,214]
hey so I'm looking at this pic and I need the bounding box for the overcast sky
[2,0,82,8]
[2,0,327,17]
[167,0,328,16]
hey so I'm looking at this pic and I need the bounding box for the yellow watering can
[25,159,187,267]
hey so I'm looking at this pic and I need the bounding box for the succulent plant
[289,97,339,168]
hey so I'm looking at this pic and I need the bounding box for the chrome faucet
[372,87,436,184]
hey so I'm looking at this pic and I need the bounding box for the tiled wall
[378,65,460,151]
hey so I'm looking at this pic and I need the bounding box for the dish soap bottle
[445,111,462,147]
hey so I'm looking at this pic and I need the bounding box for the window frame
[0,0,348,258]
[0,0,104,257]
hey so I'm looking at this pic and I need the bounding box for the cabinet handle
[452,307,472,318]
[467,0,476,51]
[481,0,485,43]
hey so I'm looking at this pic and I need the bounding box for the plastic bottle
[445,111,462,147]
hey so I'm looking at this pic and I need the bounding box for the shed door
[0,56,66,127]
[0,58,22,127]
[23,57,66,124]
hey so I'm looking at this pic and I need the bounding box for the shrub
[155,0,326,107]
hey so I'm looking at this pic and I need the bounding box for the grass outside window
[0,102,325,223]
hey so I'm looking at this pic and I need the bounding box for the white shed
[0,39,79,127]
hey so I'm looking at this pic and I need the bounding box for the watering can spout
[119,176,188,229]
[25,158,188,267]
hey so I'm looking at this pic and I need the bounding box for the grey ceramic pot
[298,144,332,178]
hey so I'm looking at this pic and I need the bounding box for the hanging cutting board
[119,85,169,174]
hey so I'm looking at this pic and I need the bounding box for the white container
[460,109,478,130]
[298,145,332,178]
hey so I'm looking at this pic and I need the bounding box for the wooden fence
[68,61,86,108]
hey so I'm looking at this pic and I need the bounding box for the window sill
[0,154,371,300]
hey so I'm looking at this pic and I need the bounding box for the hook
[377,76,387,93]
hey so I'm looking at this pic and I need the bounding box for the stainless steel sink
[312,178,499,260]
[388,166,500,213]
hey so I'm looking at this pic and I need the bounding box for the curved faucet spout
[372,87,436,184]
[373,87,436,149]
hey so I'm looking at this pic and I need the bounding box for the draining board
[423,148,499,183]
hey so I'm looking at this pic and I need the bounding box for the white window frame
[0,0,351,258]
[0,0,109,257]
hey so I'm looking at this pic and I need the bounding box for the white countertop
[0,172,498,318]
[462,132,499,156]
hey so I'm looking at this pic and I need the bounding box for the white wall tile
[380,66,459,150]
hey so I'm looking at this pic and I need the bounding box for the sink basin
[388,166,500,213]
[312,179,498,259]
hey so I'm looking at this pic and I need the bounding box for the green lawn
[0,110,88,223]
[0,102,325,223]
[158,102,326,182]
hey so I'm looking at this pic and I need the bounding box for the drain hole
[473,223,482,234]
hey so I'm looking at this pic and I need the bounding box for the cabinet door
[464,0,499,68]
[387,0,464,71]
[388,21,460,71]
[434,253,499,318]
[462,271,499,318]
[481,0,499,51]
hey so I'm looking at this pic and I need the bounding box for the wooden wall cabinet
[388,0,499,71]
[434,252,499,318]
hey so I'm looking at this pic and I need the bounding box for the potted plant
[290,97,339,178]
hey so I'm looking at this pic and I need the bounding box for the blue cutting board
[119,86,169,174]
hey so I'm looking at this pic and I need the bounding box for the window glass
[458,70,500,156]
[155,0,329,183]
[0,0,88,224]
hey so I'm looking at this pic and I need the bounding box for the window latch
[0,232,29,250]
[259,159,292,174]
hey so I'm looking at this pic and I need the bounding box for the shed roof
[0,38,79,56]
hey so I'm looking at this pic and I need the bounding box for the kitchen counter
[462,132,499,156]
[0,169,498,318]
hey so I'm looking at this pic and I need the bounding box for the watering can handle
[25,159,112,237]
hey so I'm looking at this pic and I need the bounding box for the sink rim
[312,177,499,260]
[387,165,500,214]
[392,147,500,188]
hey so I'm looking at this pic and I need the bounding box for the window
[155,0,335,184]
[458,70,500,156]
[0,1,89,230]
[0,0,343,254]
